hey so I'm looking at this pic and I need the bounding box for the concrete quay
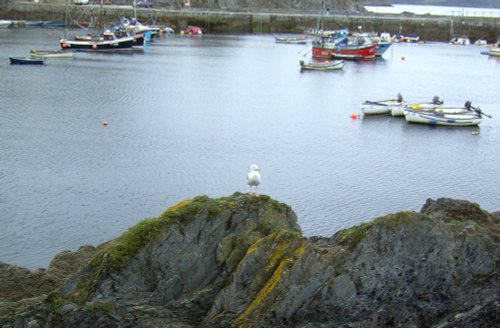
[1,3,499,42]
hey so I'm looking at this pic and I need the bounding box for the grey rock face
[1,194,498,328]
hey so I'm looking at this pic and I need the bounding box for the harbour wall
[1,3,499,42]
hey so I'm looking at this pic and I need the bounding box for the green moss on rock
[337,211,420,251]
[85,301,114,313]
[69,193,293,304]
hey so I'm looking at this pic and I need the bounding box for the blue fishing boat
[9,56,45,65]
[42,21,65,28]
[376,42,392,57]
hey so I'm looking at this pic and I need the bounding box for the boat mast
[97,0,104,34]
[316,0,325,32]
[63,0,69,39]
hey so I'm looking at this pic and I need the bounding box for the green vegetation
[69,193,291,304]
[337,211,419,251]
[85,302,114,313]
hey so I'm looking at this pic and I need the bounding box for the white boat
[398,96,444,116]
[489,47,500,57]
[30,49,74,58]
[450,35,470,45]
[404,101,490,126]
[361,94,405,115]
[474,39,488,46]
[0,19,12,28]
[275,36,309,44]
[299,59,344,71]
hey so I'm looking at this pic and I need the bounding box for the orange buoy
[92,44,97,49]
[62,43,67,48]
[350,113,358,119]
[102,120,108,126]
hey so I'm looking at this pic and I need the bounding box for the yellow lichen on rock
[232,234,304,327]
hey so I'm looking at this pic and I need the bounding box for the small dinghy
[361,93,405,115]
[30,49,74,58]
[300,59,344,71]
[404,101,491,126]
[9,56,45,65]
[397,96,444,117]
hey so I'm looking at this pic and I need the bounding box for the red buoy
[351,113,358,119]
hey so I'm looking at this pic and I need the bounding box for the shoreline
[1,3,499,42]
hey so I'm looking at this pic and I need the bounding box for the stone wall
[1,3,499,41]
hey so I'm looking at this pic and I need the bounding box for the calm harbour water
[1,28,499,269]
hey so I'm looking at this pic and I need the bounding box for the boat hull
[313,44,377,59]
[60,37,135,51]
[300,60,344,71]
[275,37,308,44]
[362,99,405,115]
[376,42,392,57]
[489,47,500,57]
[404,110,482,126]
[30,49,74,58]
[9,57,44,65]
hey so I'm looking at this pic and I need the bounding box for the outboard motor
[432,96,443,105]
[464,101,472,110]
[397,93,403,103]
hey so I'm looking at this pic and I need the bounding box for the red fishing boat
[312,34,377,60]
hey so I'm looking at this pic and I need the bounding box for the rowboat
[300,59,344,71]
[275,36,308,44]
[9,56,45,65]
[30,49,74,58]
[0,19,12,28]
[489,47,500,57]
[361,94,405,115]
[404,101,491,127]
[393,96,444,117]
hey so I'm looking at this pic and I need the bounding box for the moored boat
[275,36,308,44]
[9,56,45,65]
[396,96,444,117]
[182,25,202,35]
[0,19,12,28]
[489,47,500,57]
[42,21,65,28]
[30,49,74,58]
[362,94,405,115]
[404,101,490,127]
[450,35,470,45]
[312,34,377,60]
[299,59,344,71]
[60,30,135,51]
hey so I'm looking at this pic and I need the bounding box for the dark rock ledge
[1,193,499,327]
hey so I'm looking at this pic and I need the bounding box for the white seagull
[247,164,261,194]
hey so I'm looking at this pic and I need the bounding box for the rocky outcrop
[0,193,498,327]
[0,245,96,321]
